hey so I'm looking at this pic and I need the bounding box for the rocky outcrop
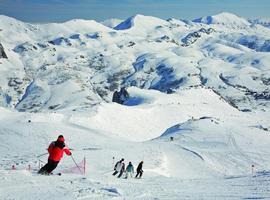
[0,43,8,59]
[112,87,129,104]
[181,28,215,46]
[48,37,71,46]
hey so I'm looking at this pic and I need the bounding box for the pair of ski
[33,170,62,176]
[39,172,62,176]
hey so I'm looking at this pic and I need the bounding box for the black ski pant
[38,159,59,174]
[117,169,124,178]
[112,170,124,178]
[112,170,119,176]
[135,170,143,178]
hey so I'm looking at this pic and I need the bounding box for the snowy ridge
[249,18,270,28]
[0,12,269,112]
[193,12,250,27]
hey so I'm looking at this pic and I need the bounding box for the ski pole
[103,169,114,175]
[71,154,84,175]
[37,153,48,158]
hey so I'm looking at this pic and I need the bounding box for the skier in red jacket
[38,135,71,175]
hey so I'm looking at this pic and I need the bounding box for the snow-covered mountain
[0,12,269,113]
[0,12,270,199]
[114,14,170,31]
[193,12,250,27]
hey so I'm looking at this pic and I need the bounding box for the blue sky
[0,0,269,22]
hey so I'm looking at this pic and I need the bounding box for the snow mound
[158,116,270,176]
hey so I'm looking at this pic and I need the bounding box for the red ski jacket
[47,142,71,162]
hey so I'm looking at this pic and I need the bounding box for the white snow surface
[1,87,270,199]
[0,12,270,199]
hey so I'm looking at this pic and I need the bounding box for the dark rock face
[0,43,8,59]
[14,42,38,54]
[112,87,129,104]
[181,28,215,46]
[48,37,71,46]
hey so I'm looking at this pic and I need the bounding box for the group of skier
[113,158,144,179]
[38,135,145,179]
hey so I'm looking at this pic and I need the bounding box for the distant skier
[118,161,126,178]
[112,158,125,178]
[38,135,71,175]
[135,161,144,178]
[125,161,134,179]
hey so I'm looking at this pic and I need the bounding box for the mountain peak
[114,14,168,30]
[101,18,123,28]
[193,12,250,26]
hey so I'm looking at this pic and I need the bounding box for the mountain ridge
[0,12,269,113]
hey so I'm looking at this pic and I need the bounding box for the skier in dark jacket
[118,161,126,178]
[38,135,71,175]
[112,158,125,177]
[135,161,144,178]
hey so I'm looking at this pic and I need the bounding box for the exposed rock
[112,87,129,104]
[86,33,102,39]
[127,41,135,47]
[181,28,215,46]
[48,37,71,46]
[0,43,8,59]
[14,42,38,54]
[155,35,179,45]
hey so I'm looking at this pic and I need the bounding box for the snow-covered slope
[0,86,270,199]
[101,18,123,28]
[0,12,270,199]
[249,18,270,28]
[1,12,269,113]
